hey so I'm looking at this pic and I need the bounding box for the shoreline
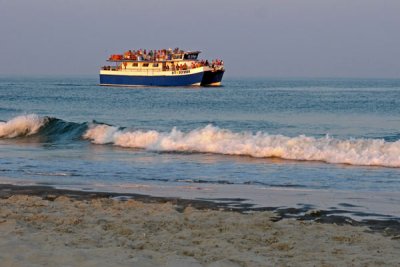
[1,183,399,237]
[2,175,400,222]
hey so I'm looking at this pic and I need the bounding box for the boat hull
[201,69,225,86]
[99,71,204,87]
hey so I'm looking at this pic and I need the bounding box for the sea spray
[83,124,400,168]
[0,114,46,138]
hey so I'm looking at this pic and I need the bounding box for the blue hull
[100,72,204,87]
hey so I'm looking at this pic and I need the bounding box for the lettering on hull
[171,70,191,75]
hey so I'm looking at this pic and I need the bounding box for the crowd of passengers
[109,47,222,62]
[109,48,185,61]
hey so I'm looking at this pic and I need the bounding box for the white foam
[0,114,46,138]
[83,124,400,168]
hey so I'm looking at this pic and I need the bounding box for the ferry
[100,48,224,87]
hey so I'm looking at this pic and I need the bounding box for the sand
[0,192,400,267]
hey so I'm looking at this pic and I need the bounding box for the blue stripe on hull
[100,72,204,87]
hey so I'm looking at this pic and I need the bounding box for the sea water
[1,76,400,219]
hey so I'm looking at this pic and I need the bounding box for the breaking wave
[83,124,400,168]
[0,114,87,140]
[0,114,46,138]
[2,114,400,168]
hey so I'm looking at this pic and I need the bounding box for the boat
[99,48,224,87]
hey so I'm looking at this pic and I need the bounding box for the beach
[1,185,399,267]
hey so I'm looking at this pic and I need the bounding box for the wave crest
[83,124,400,168]
[0,114,46,138]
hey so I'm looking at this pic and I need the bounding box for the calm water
[1,76,400,218]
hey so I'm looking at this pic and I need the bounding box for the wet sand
[1,184,400,267]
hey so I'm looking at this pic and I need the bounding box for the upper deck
[107,49,201,63]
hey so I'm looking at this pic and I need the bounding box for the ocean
[1,76,400,219]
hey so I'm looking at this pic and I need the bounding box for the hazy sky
[0,0,399,78]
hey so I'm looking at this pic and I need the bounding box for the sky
[0,0,399,78]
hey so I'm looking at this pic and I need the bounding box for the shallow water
[1,76,400,219]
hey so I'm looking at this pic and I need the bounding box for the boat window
[142,63,149,67]
[184,53,198,60]
[153,63,159,67]
[132,63,138,67]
